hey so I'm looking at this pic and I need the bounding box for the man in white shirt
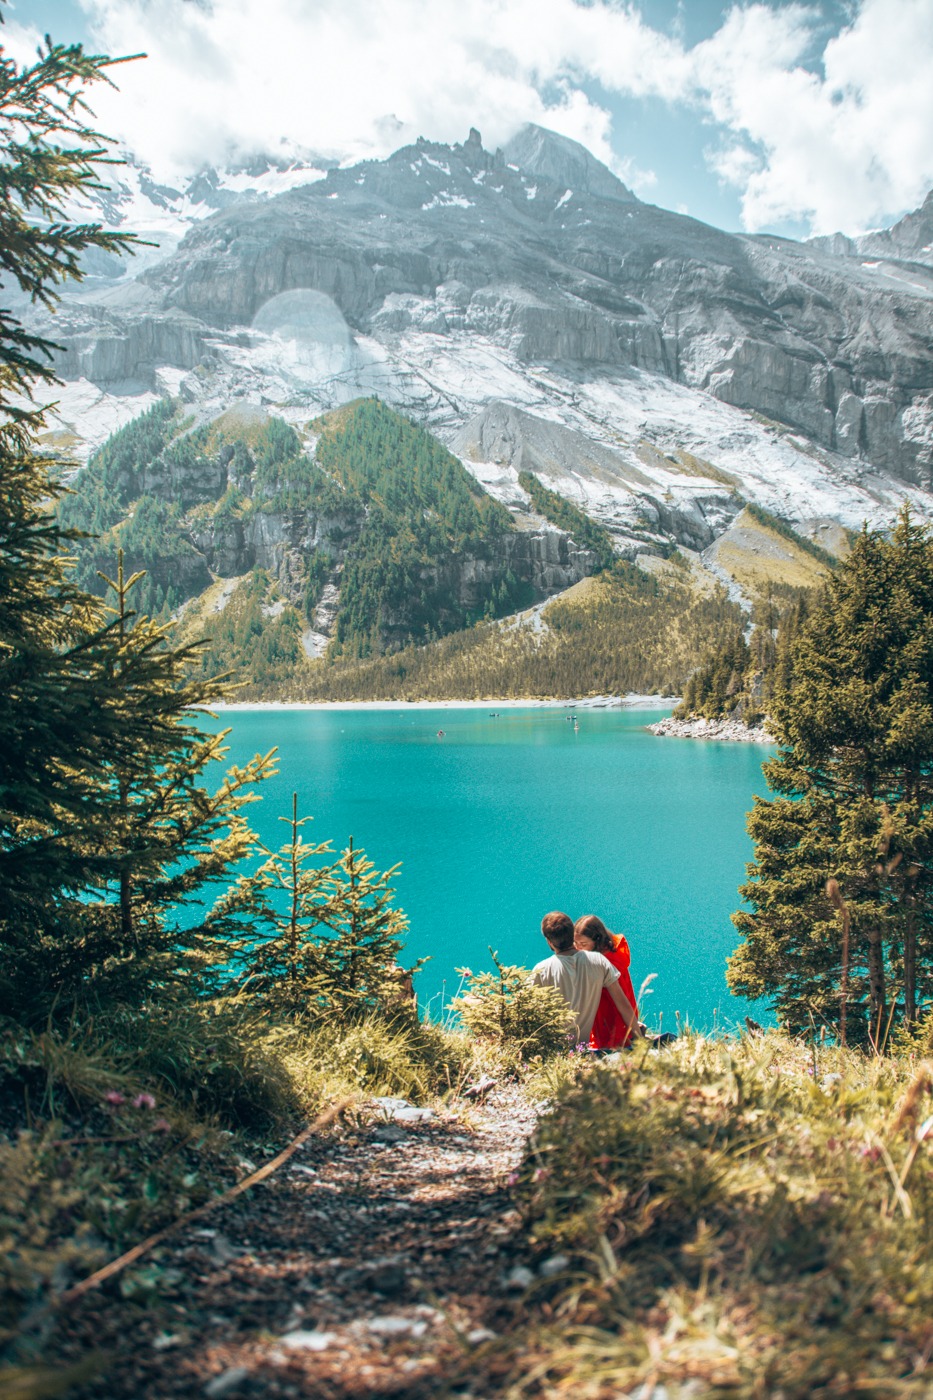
[531,910,641,1046]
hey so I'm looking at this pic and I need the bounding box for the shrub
[280,1013,478,1107]
[106,1002,300,1130]
[448,952,575,1068]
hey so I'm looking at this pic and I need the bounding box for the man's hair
[541,910,574,952]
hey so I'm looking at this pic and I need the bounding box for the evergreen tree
[728,510,933,1043]
[215,792,334,1012]
[219,822,414,1021]
[0,30,275,1022]
[320,839,413,1016]
[0,32,140,962]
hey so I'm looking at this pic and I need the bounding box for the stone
[372,1125,406,1144]
[504,1265,534,1290]
[538,1254,570,1278]
[392,1106,434,1124]
[372,1097,434,1124]
[203,1367,251,1398]
[647,716,773,745]
[364,1315,428,1338]
[280,1329,339,1351]
[466,1327,498,1344]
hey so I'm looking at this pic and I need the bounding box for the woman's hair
[574,914,616,954]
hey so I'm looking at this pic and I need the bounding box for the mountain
[809,190,933,268]
[33,123,933,685]
[59,397,606,686]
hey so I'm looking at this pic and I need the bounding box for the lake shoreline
[649,714,775,744]
[211,693,679,712]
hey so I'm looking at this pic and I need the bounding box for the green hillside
[59,396,753,700]
[294,561,744,701]
[58,398,550,675]
[314,398,524,655]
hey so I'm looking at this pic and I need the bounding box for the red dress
[589,935,638,1049]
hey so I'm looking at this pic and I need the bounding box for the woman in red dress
[574,914,638,1050]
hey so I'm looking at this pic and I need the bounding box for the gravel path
[66,1087,539,1399]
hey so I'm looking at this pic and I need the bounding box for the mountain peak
[501,123,636,204]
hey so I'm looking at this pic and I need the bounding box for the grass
[289,561,744,701]
[8,997,933,1397]
[638,442,738,489]
[0,1002,485,1387]
[492,1028,933,1399]
[711,507,832,597]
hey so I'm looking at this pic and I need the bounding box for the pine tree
[215,793,335,1012]
[728,510,933,1043]
[0,31,275,1022]
[218,822,415,1021]
[320,839,413,1016]
[0,32,140,966]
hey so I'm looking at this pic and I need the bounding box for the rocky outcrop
[501,123,637,205]
[648,715,774,744]
[189,503,363,605]
[45,304,208,387]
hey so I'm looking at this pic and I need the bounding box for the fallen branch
[59,1099,350,1306]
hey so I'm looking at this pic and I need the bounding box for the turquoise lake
[206,706,773,1030]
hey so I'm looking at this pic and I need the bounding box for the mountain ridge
[33,122,933,598]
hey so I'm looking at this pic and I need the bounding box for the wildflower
[133,1092,157,1110]
[532,1167,550,1183]
[153,1118,171,1133]
[506,1170,520,1186]
[104,1090,126,1106]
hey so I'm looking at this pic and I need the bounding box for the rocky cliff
[40,123,933,584]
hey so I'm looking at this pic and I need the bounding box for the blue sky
[7,0,933,238]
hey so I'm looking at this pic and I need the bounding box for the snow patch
[218,166,325,196]
[421,192,473,211]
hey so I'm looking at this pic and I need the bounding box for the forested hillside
[674,590,813,726]
[292,560,744,701]
[313,398,524,654]
[59,397,610,685]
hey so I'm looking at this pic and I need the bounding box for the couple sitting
[532,911,644,1050]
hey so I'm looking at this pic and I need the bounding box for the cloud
[4,0,932,235]
[690,0,933,233]
[51,0,682,186]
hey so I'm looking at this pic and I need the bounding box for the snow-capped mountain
[35,124,933,563]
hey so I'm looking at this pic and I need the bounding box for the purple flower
[133,1092,157,1110]
[104,1090,126,1106]
[506,1170,520,1186]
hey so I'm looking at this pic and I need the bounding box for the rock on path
[65,1087,539,1399]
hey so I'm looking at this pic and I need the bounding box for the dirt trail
[66,1087,539,1399]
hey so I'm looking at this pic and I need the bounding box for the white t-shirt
[531,949,620,1045]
